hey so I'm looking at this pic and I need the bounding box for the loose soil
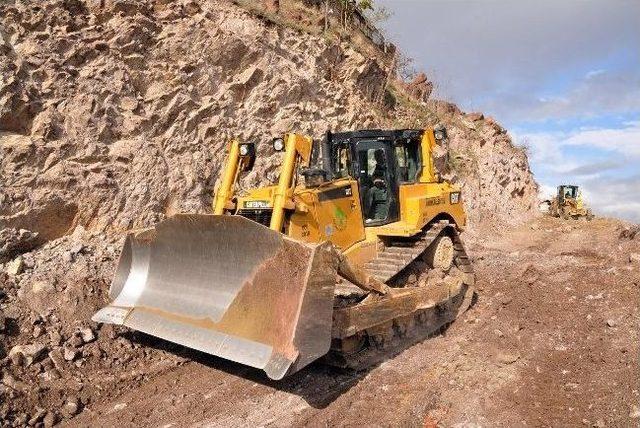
[51,217,640,427]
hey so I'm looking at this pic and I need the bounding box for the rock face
[0,0,389,237]
[0,0,536,239]
[404,72,434,102]
[0,0,539,423]
[445,111,539,227]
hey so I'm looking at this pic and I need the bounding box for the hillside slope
[1,0,539,424]
[1,0,537,244]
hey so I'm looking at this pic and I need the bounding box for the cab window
[333,146,351,178]
[360,147,390,222]
[395,141,420,183]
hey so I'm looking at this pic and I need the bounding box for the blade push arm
[213,140,255,215]
[269,133,312,231]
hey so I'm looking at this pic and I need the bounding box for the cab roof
[328,129,423,144]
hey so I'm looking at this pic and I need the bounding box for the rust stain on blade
[132,240,314,358]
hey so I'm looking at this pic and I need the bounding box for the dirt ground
[55,216,639,427]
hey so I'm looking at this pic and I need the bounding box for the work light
[434,128,447,141]
[272,138,285,152]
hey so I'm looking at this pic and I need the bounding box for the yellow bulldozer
[93,127,475,380]
[542,184,594,220]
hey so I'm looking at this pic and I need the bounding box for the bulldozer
[542,184,594,220]
[93,127,475,380]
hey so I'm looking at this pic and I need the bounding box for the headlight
[239,144,250,156]
[272,138,285,152]
[434,125,447,141]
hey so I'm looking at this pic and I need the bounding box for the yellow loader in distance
[93,127,475,380]
[543,184,594,220]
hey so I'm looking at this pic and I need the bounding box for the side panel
[288,179,366,251]
[399,183,466,230]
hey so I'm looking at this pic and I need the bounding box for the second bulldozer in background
[542,184,594,220]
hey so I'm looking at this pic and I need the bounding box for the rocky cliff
[0,0,538,423]
[1,0,537,248]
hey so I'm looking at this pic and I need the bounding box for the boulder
[8,343,47,366]
[404,72,433,102]
[6,256,24,276]
[0,229,40,263]
[80,327,96,344]
[467,112,484,122]
[63,346,79,361]
[43,411,57,428]
[2,374,28,392]
[49,348,67,371]
[496,350,520,365]
[62,397,80,418]
[264,0,280,13]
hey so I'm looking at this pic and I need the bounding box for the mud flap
[93,215,337,380]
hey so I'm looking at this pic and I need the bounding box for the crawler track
[328,220,475,368]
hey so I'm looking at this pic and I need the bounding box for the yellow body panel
[419,129,437,183]
[230,128,467,270]
[288,179,366,250]
[398,182,466,230]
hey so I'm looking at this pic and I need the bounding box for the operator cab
[558,185,578,202]
[324,129,425,227]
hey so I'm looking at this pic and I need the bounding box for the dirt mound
[0,228,194,425]
[619,224,640,240]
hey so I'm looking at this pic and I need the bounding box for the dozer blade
[92,215,337,380]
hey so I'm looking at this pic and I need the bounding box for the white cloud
[562,121,640,157]
[586,69,606,79]
[376,1,640,223]
[566,160,623,176]
[582,176,640,223]
[378,0,640,122]
[514,121,640,168]
[510,130,581,173]
[496,70,640,122]
[538,183,556,201]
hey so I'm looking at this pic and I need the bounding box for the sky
[375,0,640,223]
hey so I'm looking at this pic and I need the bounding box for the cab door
[354,141,399,226]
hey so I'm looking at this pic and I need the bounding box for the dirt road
[63,217,639,427]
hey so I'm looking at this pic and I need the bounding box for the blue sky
[376,0,640,222]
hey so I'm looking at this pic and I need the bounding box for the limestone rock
[496,350,520,365]
[80,327,96,344]
[62,397,80,418]
[8,343,47,366]
[6,256,24,276]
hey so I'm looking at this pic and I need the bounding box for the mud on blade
[93,215,337,380]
